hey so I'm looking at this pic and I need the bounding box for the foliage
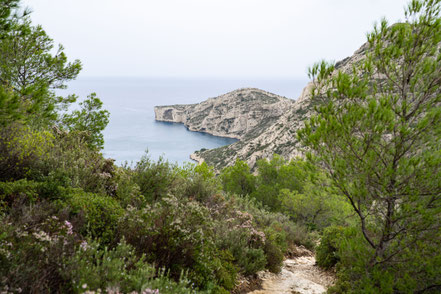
[117,196,220,289]
[132,153,178,202]
[299,0,441,291]
[65,240,197,294]
[0,18,81,93]
[0,18,81,126]
[213,208,267,275]
[33,131,117,195]
[175,162,220,203]
[0,179,41,212]
[250,155,312,211]
[278,181,352,230]
[315,225,358,269]
[0,124,54,181]
[0,0,20,37]
[220,159,256,196]
[61,93,110,149]
[0,86,22,126]
[221,155,352,231]
[263,224,286,273]
[66,190,124,245]
[0,204,80,293]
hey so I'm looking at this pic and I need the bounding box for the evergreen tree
[299,0,441,291]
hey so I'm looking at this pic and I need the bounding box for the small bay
[61,77,307,165]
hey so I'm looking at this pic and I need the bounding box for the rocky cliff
[154,43,368,171]
[154,88,295,140]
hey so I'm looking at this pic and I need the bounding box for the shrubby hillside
[0,1,350,293]
[1,0,441,293]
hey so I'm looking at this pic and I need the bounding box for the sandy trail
[248,255,334,294]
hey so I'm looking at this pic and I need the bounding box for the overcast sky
[23,0,410,79]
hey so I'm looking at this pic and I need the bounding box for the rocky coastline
[154,43,368,171]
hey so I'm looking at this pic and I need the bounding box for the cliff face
[154,88,295,140]
[154,44,368,171]
[190,82,314,170]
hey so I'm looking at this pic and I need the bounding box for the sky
[23,0,410,79]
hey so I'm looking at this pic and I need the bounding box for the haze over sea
[62,77,308,165]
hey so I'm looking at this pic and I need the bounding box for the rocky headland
[154,43,368,171]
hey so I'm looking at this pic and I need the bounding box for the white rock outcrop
[155,88,294,140]
[154,43,368,171]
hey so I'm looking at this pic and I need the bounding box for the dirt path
[248,254,334,294]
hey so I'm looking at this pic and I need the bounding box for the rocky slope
[155,88,295,140]
[154,44,368,171]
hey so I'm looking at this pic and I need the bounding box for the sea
[60,77,308,166]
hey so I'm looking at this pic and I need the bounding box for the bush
[0,124,54,181]
[264,223,287,273]
[231,194,317,250]
[0,179,40,211]
[316,225,357,269]
[117,196,220,289]
[132,153,178,202]
[220,159,256,196]
[66,190,124,244]
[175,162,220,203]
[113,165,145,208]
[213,208,267,275]
[327,226,441,294]
[65,239,197,294]
[0,215,196,294]
[34,132,118,196]
[0,211,80,293]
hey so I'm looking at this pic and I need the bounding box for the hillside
[154,43,368,171]
[154,88,294,140]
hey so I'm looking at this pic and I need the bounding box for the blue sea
[61,77,308,165]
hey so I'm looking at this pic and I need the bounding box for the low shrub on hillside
[33,132,118,196]
[117,196,229,290]
[132,154,178,202]
[0,125,54,181]
[65,240,198,294]
[315,225,358,269]
[66,190,124,245]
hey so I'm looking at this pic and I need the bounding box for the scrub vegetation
[0,0,440,293]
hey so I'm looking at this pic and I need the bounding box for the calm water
[61,77,308,165]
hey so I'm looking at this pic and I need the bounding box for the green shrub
[220,159,256,196]
[327,227,441,294]
[231,194,317,249]
[0,215,196,294]
[66,190,124,244]
[242,248,267,275]
[0,179,40,211]
[0,212,79,293]
[65,239,197,294]
[117,196,219,289]
[0,124,54,181]
[32,132,118,196]
[113,166,145,208]
[175,162,220,203]
[264,241,284,273]
[214,250,239,291]
[132,153,178,202]
[263,223,287,273]
[316,225,357,269]
[213,208,267,275]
